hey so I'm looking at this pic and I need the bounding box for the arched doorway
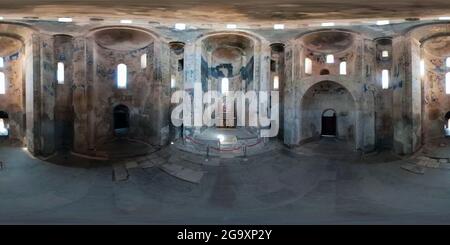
[0,111,8,137]
[321,109,336,136]
[113,105,129,136]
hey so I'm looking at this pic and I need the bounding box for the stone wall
[0,20,449,157]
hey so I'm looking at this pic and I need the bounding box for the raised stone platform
[175,127,273,157]
[423,138,450,160]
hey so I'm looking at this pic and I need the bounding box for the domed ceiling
[302,31,354,54]
[94,28,153,51]
[0,36,22,57]
[2,0,450,23]
[423,36,450,57]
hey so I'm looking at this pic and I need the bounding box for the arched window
[326,54,334,64]
[57,62,64,84]
[446,72,450,94]
[320,69,330,75]
[305,58,312,75]
[140,54,147,69]
[171,75,176,89]
[221,77,229,94]
[117,64,127,89]
[0,57,4,68]
[382,50,389,58]
[0,72,5,94]
[382,69,389,89]
[273,75,279,90]
[420,59,425,77]
[446,57,450,68]
[0,111,8,136]
[340,61,347,75]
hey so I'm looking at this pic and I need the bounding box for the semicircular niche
[94,28,154,51]
[0,36,23,57]
[422,35,450,57]
[211,46,245,77]
[302,31,354,54]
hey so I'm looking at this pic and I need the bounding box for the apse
[421,35,450,141]
[0,35,25,142]
[200,33,256,130]
[201,34,254,96]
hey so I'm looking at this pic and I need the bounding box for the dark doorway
[113,105,130,136]
[321,109,336,136]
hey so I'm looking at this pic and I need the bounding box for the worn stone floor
[1,139,450,224]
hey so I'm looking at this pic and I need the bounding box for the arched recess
[186,30,269,138]
[283,28,375,152]
[0,23,36,148]
[300,81,356,145]
[287,77,375,152]
[407,23,450,143]
[72,26,167,156]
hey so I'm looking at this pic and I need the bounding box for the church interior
[0,0,450,224]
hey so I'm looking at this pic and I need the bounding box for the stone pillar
[39,34,56,156]
[25,34,41,154]
[86,37,95,151]
[259,41,271,92]
[392,36,422,154]
[157,41,171,145]
[183,42,198,136]
[358,38,376,152]
[283,41,301,145]
[72,36,89,154]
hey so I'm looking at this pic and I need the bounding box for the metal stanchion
[205,145,209,162]
[243,145,248,162]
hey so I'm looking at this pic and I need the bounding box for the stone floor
[1,139,450,224]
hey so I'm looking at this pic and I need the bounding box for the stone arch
[285,76,375,151]
[300,80,357,145]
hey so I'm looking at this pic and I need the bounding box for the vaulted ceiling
[0,0,450,24]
